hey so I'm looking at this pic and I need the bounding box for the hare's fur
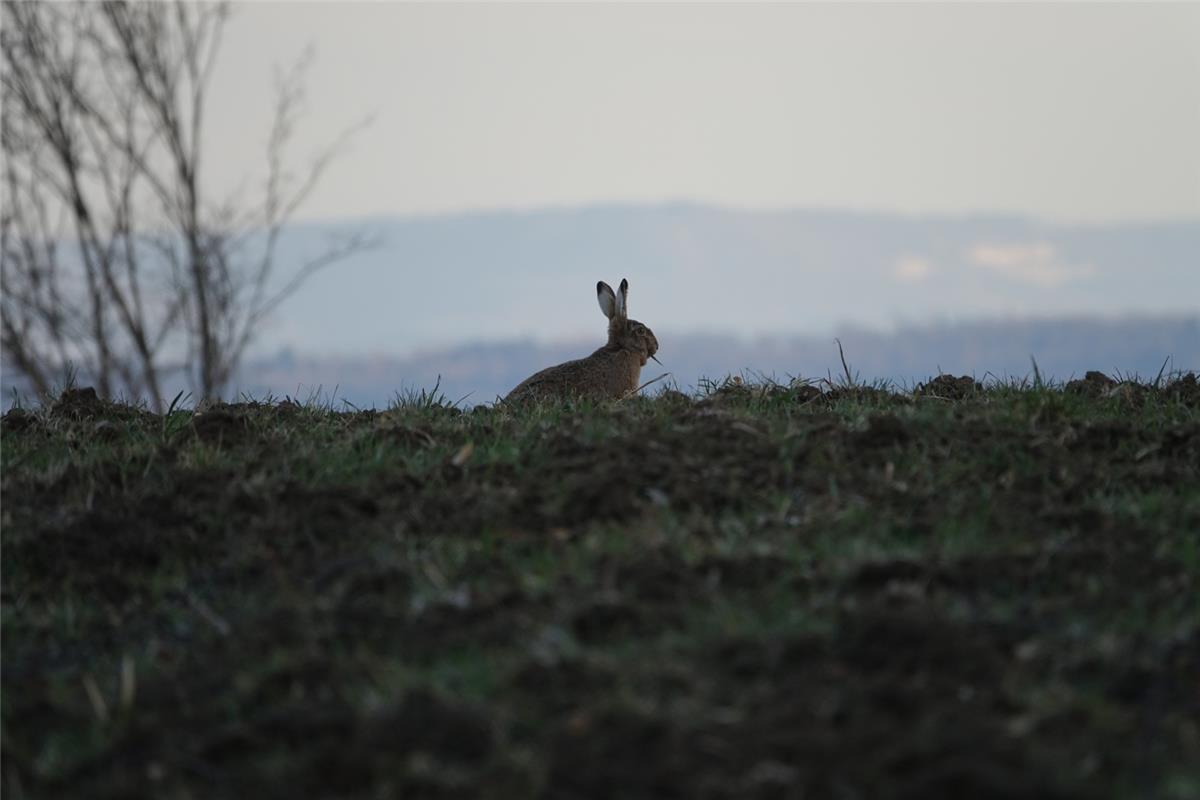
[504,279,658,404]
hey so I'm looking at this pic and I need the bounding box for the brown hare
[503,279,659,403]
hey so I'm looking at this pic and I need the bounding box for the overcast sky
[206,2,1200,225]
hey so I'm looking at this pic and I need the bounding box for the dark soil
[2,377,1199,799]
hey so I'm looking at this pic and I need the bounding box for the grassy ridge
[3,374,1199,799]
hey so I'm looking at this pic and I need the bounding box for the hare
[503,279,659,403]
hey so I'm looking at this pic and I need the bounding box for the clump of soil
[1065,371,1116,397]
[1164,372,1199,405]
[1,407,37,433]
[50,386,105,419]
[915,374,982,400]
[47,386,149,422]
[790,383,824,404]
[823,385,893,404]
[191,407,251,443]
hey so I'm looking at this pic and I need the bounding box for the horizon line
[282,199,1200,231]
[245,310,1200,364]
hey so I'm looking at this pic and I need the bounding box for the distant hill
[235,315,1200,408]
[259,204,1200,356]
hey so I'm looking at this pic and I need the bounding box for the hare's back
[505,348,637,403]
[504,356,594,402]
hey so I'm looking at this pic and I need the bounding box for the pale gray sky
[208,2,1200,225]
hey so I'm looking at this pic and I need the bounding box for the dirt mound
[43,386,151,422]
[915,374,982,400]
[823,385,894,404]
[50,386,105,418]
[1,407,37,433]
[790,383,824,404]
[1064,371,1116,396]
[191,407,252,443]
[1164,372,1199,405]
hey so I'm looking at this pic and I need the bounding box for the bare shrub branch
[1,1,373,408]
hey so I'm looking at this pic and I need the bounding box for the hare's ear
[597,281,617,319]
[616,278,629,319]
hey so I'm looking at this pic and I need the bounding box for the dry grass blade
[82,674,110,723]
[187,593,232,637]
[835,338,855,387]
[623,372,672,400]
[451,442,475,467]
[119,655,137,713]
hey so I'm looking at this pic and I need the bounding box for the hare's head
[597,279,659,366]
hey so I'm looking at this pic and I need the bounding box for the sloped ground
[2,374,1199,799]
